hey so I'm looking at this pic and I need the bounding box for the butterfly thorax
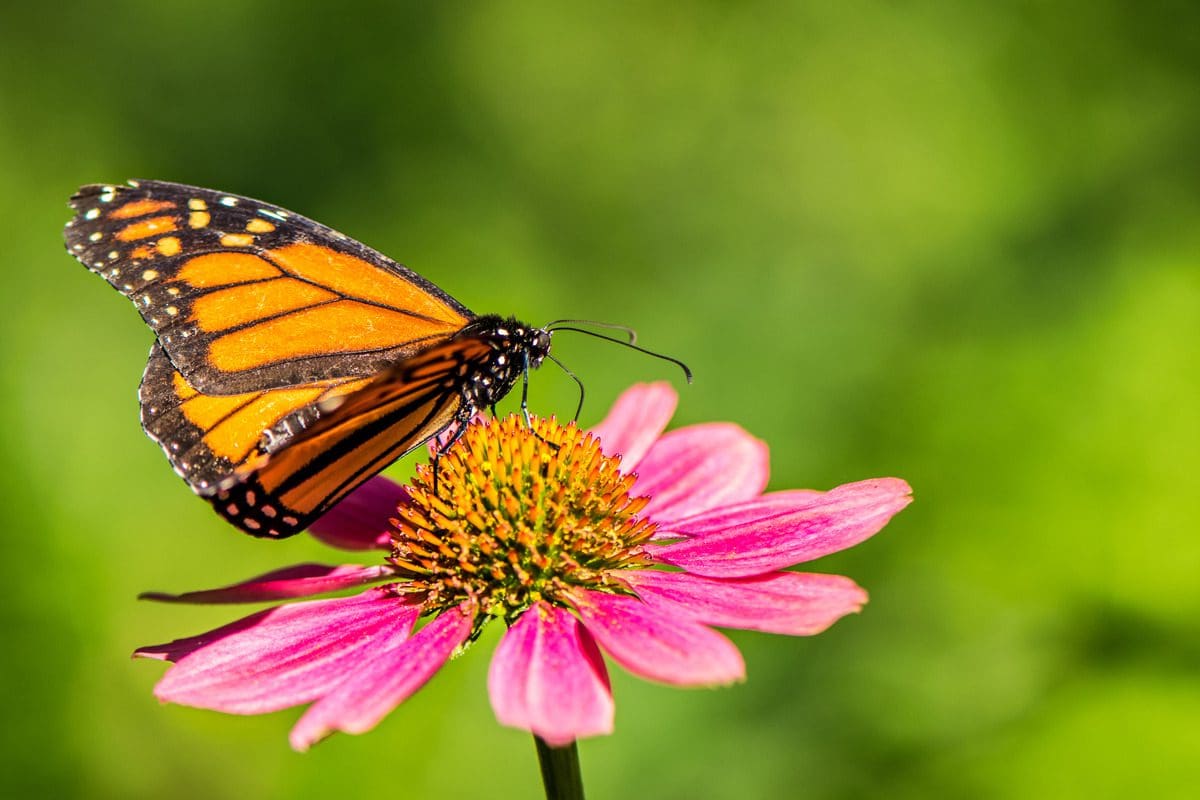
[454,315,550,410]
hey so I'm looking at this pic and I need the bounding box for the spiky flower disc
[389,415,657,622]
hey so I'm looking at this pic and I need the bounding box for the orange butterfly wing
[208,336,496,537]
[65,180,472,393]
[66,180,546,539]
[139,343,372,499]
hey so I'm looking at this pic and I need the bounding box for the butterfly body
[65,180,549,538]
[446,314,552,415]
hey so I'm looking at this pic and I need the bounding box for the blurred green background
[2,2,1197,798]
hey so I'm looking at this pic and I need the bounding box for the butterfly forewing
[66,180,473,394]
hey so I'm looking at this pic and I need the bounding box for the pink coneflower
[136,383,911,752]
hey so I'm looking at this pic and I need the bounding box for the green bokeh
[2,2,1197,798]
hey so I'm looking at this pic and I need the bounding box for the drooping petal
[588,382,678,469]
[569,589,744,686]
[488,602,613,747]
[289,602,474,751]
[135,610,276,664]
[139,563,394,604]
[619,570,868,636]
[307,475,407,550]
[137,588,421,714]
[648,478,912,577]
[634,423,769,523]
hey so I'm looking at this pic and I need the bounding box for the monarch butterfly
[63,180,685,539]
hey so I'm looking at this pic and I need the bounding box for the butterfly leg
[431,417,470,498]
[520,352,532,427]
[516,352,558,450]
[431,449,441,498]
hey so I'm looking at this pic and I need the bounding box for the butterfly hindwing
[139,342,371,496]
[206,336,497,537]
[66,180,473,394]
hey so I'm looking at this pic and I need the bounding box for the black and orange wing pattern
[210,335,500,536]
[141,334,499,538]
[65,180,550,539]
[138,342,372,497]
[65,180,473,393]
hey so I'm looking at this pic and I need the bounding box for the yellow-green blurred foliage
[1,2,1196,798]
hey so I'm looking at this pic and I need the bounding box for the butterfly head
[531,328,552,364]
[467,315,550,362]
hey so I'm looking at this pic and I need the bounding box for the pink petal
[634,423,769,524]
[569,589,744,686]
[307,475,406,550]
[648,478,912,577]
[289,602,474,751]
[618,570,868,636]
[137,588,421,714]
[658,490,822,538]
[588,382,678,468]
[488,602,613,747]
[139,563,393,604]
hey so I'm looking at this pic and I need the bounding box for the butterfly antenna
[546,319,638,344]
[548,327,693,384]
[547,353,586,422]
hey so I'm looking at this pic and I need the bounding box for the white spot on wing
[318,396,347,413]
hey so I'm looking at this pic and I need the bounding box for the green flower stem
[534,736,585,800]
